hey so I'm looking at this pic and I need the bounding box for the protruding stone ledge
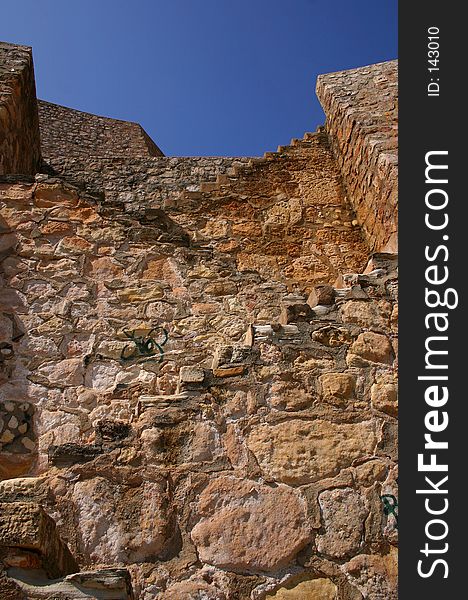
[244,324,303,345]
[7,567,134,599]
[137,392,198,416]
[48,443,103,467]
[0,502,78,578]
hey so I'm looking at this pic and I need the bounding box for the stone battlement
[317,60,398,253]
[0,42,41,176]
[38,100,164,161]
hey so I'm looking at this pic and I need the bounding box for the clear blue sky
[1,0,397,157]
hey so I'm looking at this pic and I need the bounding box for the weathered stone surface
[160,580,226,599]
[279,303,314,325]
[48,443,103,467]
[69,477,173,563]
[319,373,355,406]
[340,300,391,331]
[212,365,246,378]
[191,477,311,572]
[95,419,131,442]
[178,365,205,385]
[316,488,368,558]
[0,45,398,599]
[247,420,378,484]
[266,577,338,599]
[0,477,48,503]
[35,358,84,386]
[0,502,78,578]
[342,547,398,600]
[307,284,336,307]
[269,380,314,411]
[347,332,394,365]
[8,567,134,599]
[371,382,398,416]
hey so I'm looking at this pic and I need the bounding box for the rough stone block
[191,477,311,573]
[95,419,132,443]
[178,366,205,385]
[7,568,134,599]
[316,488,368,558]
[319,372,355,406]
[341,547,398,600]
[48,443,103,467]
[0,502,78,578]
[212,366,246,378]
[247,419,378,485]
[340,300,391,331]
[347,332,394,366]
[371,382,398,416]
[307,284,336,307]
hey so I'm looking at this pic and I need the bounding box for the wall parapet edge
[316,60,398,253]
[0,42,41,176]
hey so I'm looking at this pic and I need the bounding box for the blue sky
[1,1,397,156]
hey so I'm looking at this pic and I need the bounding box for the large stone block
[247,419,378,484]
[191,477,311,573]
[319,372,355,406]
[340,300,392,331]
[0,502,78,578]
[70,477,174,563]
[316,488,368,558]
[347,332,394,366]
[342,547,398,600]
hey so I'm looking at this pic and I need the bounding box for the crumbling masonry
[0,41,397,599]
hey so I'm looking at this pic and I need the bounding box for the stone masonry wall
[316,61,398,253]
[44,155,255,210]
[38,100,163,162]
[0,42,398,600]
[0,42,41,176]
[1,130,398,599]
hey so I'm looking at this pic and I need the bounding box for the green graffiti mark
[381,494,398,529]
[120,327,168,363]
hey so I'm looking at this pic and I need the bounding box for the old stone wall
[0,131,397,599]
[45,154,255,209]
[316,61,398,253]
[0,41,398,600]
[38,100,163,162]
[0,42,41,176]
